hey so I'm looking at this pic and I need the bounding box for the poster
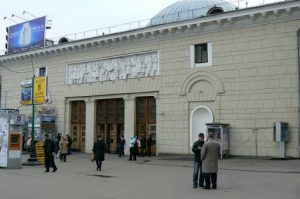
[35,141,44,164]
[34,76,47,104]
[0,117,9,167]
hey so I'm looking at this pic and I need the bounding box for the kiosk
[206,123,229,159]
[0,113,25,169]
[273,122,288,158]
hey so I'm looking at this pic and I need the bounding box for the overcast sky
[0,0,283,52]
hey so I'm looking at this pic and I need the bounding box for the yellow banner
[34,77,47,104]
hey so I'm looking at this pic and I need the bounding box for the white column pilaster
[154,93,160,156]
[64,99,71,135]
[124,95,136,155]
[85,98,96,153]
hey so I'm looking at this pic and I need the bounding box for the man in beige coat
[201,132,220,190]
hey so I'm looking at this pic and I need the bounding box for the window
[39,67,46,76]
[36,67,47,77]
[195,44,208,63]
[190,43,212,67]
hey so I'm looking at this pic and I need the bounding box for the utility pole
[23,76,41,166]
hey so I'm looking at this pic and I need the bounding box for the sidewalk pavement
[0,153,299,199]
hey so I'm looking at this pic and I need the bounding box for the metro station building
[0,0,300,157]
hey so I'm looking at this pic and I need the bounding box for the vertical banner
[20,79,33,105]
[0,117,9,167]
[34,76,47,104]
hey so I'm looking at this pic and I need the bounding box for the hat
[45,134,49,137]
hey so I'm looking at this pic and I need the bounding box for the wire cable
[0,63,29,74]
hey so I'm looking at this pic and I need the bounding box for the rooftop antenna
[23,10,36,18]
[11,14,27,21]
[3,16,18,23]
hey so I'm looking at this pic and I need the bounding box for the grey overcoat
[201,138,220,173]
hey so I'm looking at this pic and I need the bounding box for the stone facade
[0,1,300,157]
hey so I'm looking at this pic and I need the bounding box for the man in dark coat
[146,134,153,156]
[140,135,146,157]
[192,133,205,188]
[92,135,106,171]
[201,132,220,190]
[44,134,57,172]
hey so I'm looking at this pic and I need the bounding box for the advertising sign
[7,16,46,54]
[20,79,32,105]
[35,141,45,164]
[0,117,9,167]
[34,76,47,104]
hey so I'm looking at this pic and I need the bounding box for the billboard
[7,16,46,54]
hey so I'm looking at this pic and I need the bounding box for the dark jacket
[44,139,55,156]
[141,137,146,148]
[93,139,106,161]
[147,136,152,147]
[192,140,204,162]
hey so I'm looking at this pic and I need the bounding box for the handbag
[90,153,95,162]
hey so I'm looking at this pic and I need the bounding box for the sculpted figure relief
[67,52,159,84]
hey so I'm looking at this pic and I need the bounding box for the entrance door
[70,101,86,152]
[108,124,116,153]
[96,98,124,153]
[80,125,86,152]
[71,124,86,152]
[148,124,156,155]
[136,96,156,155]
[71,124,80,150]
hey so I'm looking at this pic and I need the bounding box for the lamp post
[22,76,41,166]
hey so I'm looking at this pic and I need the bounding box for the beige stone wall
[1,9,300,157]
[157,19,300,157]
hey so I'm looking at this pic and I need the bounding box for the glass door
[80,125,86,152]
[148,124,156,155]
[109,124,116,153]
[71,124,80,150]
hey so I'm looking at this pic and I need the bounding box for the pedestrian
[92,135,106,171]
[117,135,126,157]
[192,133,205,188]
[55,133,62,158]
[201,132,220,190]
[121,135,126,156]
[137,136,141,156]
[128,135,137,161]
[147,134,152,156]
[66,134,73,155]
[117,135,122,157]
[59,135,68,162]
[140,135,146,157]
[43,134,57,172]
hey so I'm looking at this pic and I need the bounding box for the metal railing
[0,0,285,55]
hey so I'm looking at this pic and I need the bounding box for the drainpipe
[297,28,300,158]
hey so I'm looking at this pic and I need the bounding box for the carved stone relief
[66,51,159,84]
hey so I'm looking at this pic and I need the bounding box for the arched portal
[190,106,213,147]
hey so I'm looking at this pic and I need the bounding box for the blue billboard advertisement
[8,16,46,54]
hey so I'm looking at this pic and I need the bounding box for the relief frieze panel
[66,51,159,84]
